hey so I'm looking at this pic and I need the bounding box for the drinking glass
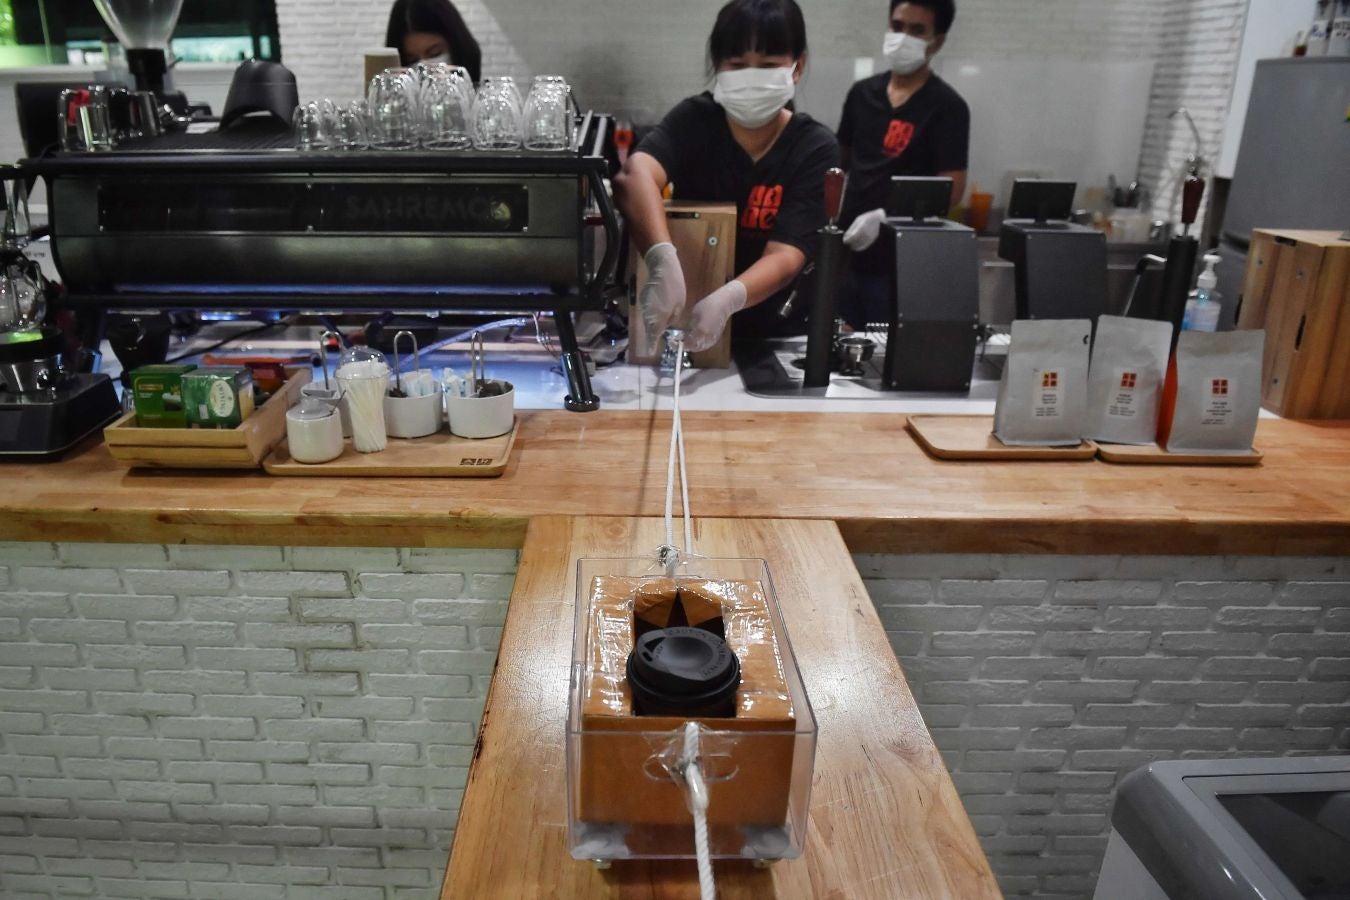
[3,173,31,250]
[292,101,331,151]
[332,101,370,149]
[472,77,523,150]
[368,71,418,149]
[59,86,115,152]
[523,81,571,151]
[421,76,472,150]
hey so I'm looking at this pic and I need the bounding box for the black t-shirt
[837,72,970,273]
[637,93,841,338]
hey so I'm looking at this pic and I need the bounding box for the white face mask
[883,32,929,75]
[421,52,451,65]
[712,66,796,129]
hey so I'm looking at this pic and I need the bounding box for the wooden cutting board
[263,421,516,477]
[1097,442,1263,466]
[907,414,1098,461]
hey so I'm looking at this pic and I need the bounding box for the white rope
[663,337,694,562]
[682,721,715,900]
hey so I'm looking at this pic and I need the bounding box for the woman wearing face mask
[385,0,482,82]
[836,0,969,331]
[614,0,841,353]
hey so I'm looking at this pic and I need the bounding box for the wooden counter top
[3,411,1349,555]
[442,516,999,899]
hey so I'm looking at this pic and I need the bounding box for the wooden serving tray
[263,420,517,477]
[104,367,310,469]
[1097,442,1263,466]
[908,414,1098,461]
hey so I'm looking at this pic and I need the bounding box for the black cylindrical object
[626,627,741,718]
[804,228,842,388]
[1158,235,1198,349]
[126,48,169,96]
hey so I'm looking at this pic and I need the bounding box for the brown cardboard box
[629,202,737,369]
[578,576,796,829]
[1236,229,1350,419]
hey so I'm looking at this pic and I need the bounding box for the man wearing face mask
[614,0,840,353]
[836,0,968,330]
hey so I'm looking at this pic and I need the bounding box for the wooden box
[1236,229,1350,419]
[629,201,737,368]
[576,575,797,831]
[105,367,310,469]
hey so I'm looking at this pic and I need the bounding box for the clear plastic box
[566,554,817,862]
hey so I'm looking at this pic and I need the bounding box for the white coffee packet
[1085,315,1173,445]
[1162,330,1265,454]
[994,319,1091,446]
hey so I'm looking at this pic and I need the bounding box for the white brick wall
[1137,0,1248,228]
[857,552,1350,899]
[0,541,515,900]
[9,539,1341,897]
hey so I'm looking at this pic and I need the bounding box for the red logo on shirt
[742,184,783,231]
[883,119,915,158]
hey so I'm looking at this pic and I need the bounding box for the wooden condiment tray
[104,367,310,469]
[263,421,516,477]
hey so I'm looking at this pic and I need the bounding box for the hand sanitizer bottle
[1182,253,1222,332]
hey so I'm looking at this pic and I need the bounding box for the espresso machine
[24,107,621,411]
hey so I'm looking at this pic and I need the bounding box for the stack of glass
[293,64,575,152]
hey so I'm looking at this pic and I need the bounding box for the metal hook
[392,330,418,396]
[318,330,340,391]
[1169,107,1206,173]
[469,332,485,393]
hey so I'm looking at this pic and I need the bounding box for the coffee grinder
[92,0,185,97]
[0,329,122,459]
[0,170,120,460]
[997,179,1109,320]
[879,176,980,392]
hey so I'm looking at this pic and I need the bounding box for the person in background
[385,0,482,82]
[615,0,840,353]
[836,0,969,330]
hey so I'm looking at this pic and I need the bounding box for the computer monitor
[1006,179,1077,223]
[886,176,953,222]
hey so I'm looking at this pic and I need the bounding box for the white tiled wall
[857,552,1350,899]
[0,542,514,900]
[2,1,1248,228]
[1137,0,1249,228]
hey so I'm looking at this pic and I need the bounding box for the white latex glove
[638,242,686,353]
[687,280,748,353]
[843,207,886,252]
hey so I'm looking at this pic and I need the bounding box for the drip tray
[733,339,1003,400]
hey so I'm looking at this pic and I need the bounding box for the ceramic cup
[285,403,344,464]
[446,380,514,439]
[300,384,352,438]
[383,391,442,439]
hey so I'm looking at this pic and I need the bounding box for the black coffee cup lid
[626,627,740,714]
